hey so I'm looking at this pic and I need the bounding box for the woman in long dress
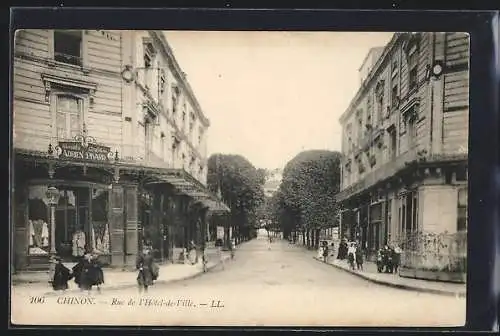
[72,253,104,294]
[50,256,73,291]
[136,248,155,293]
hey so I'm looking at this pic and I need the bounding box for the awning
[148,170,230,213]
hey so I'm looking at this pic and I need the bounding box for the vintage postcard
[10,29,468,327]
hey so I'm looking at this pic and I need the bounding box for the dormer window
[54,30,82,66]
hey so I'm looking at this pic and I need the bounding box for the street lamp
[45,186,60,281]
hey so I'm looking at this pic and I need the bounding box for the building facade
[336,32,468,279]
[12,29,228,272]
[263,168,283,198]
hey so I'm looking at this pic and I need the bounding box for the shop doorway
[54,186,90,261]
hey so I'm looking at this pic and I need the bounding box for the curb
[21,256,230,297]
[313,257,466,298]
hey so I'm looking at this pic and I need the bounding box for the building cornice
[150,31,211,128]
[339,33,405,125]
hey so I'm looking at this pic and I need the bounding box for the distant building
[336,33,469,270]
[263,168,283,197]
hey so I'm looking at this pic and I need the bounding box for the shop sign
[55,141,113,162]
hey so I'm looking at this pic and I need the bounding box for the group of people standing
[50,253,105,293]
[335,238,402,273]
[50,245,160,294]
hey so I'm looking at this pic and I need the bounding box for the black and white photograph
[10,28,469,326]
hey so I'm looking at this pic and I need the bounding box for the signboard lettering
[55,141,113,163]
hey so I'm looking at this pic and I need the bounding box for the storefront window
[28,186,50,256]
[91,188,110,254]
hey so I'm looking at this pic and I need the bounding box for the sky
[164,31,394,170]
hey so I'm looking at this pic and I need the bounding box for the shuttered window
[56,95,82,140]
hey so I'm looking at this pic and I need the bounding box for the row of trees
[267,150,342,249]
[206,154,266,244]
[205,150,341,250]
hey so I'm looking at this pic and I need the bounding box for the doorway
[55,186,90,261]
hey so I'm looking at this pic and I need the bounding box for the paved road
[11,231,465,327]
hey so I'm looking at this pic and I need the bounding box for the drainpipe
[429,33,436,154]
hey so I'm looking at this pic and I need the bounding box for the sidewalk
[313,256,466,298]
[12,249,231,296]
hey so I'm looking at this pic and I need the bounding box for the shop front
[13,150,118,271]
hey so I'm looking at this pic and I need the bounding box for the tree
[278,150,342,248]
[207,154,265,244]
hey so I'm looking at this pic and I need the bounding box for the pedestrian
[136,247,155,293]
[218,243,225,270]
[337,238,348,260]
[376,249,384,273]
[188,240,197,265]
[201,248,208,272]
[322,243,329,263]
[73,253,104,294]
[355,243,364,271]
[347,243,356,270]
[382,245,393,273]
[392,244,402,274]
[50,256,73,291]
[229,240,235,260]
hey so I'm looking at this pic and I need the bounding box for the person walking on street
[136,247,156,294]
[218,242,225,270]
[229,240,235,260]
[322,243,329,263]
[355,242,364,271]
[347,242,356,270]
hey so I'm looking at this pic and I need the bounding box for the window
[391,59,398,77]
[389,129,397,159]
[377,93,384,123]
[54,30,82,66]
[56,95,82,140]
[357,117,363,143]
[408,49,419,91]
[391,84,399,107]
[144,116,154,159]
[172,93,178,114]
[457,188,468,231]
[408,117,417,149]
[143,44,153,89]
[159,71,166,96]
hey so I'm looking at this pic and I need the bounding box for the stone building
[336,32,469,279]
[12,29,228,272]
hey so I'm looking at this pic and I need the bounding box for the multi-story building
[12,29,228,272]
[336,32,469,279]
[263,168,283,198]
